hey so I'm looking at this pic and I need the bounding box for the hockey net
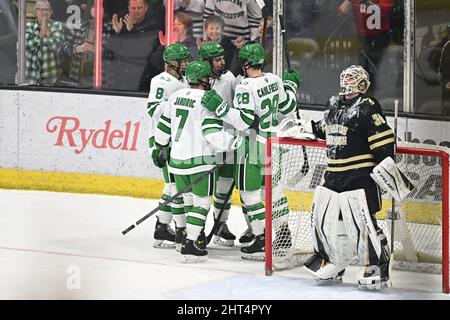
[265,137,449,293]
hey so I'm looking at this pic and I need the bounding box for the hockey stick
[389,100,399,261]
[122,162,222,235]
[279,5,310,179]
[206,181,235,245]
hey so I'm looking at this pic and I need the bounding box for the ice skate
[153,218,176,249]
[213,222,236,247]
[358,265,391,290]
[175,227,186,252]
[195,229,207,250]
[303,253,345,285]
[180,239,208,263]
[239,228,255,247]
[240,233,265,260]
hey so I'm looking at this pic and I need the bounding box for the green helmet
[163,43,190,63]
[199,42,225,60]
[185,60,212,84]
[239,43,265,66]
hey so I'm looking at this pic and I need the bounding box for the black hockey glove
[152,145,169,168]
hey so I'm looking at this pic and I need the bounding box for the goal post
[265,137,449,294]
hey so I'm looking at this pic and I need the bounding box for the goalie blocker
[370,156,415,201]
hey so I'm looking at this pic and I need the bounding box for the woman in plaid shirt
[25,0,65,85]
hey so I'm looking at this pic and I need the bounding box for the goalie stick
[389,100,399,274]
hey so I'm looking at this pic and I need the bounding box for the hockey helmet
[239,43,265,67]
[185,60,212,87]
[199,42,225,60]
[199,42,226,76]
[339,65,371,96]
[163,43,191,63]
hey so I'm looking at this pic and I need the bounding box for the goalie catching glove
[277,118,316,140]
[370,156,415,201]
[201,89,230,118]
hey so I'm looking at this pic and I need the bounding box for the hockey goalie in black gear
[290,65,400,289]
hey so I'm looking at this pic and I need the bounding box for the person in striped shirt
[203,0,262,42]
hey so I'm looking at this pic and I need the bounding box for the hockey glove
[152,146,169,168]
[248,114,260,132]
[277,118,316,139]
[283,68,302,92]
[229,135,244,151]
[201,89,230,118]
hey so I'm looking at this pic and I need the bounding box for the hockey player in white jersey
[147,43,190,250]
[199,42,238,247]
[154,60,243,263]
[201,43,302,260]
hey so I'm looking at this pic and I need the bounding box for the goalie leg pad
[339,189,382,265]
[311,186,346,267]
[370,156,414,201]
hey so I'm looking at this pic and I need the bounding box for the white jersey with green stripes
[155,88,236,175]
[223,72,297,143]
[147,71,188,148]
[213,71,236,105]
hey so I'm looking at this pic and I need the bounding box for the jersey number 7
[175,109,189,142]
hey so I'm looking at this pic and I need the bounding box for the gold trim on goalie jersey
[368,129,395,150]
[327,154,376,172]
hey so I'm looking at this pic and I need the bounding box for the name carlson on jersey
[257,82,279,98]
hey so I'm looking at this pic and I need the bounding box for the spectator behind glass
[175,0,205,40]
[62,1,114,87]
[107,0,165,91]
[338,0,394,95]
[49,0,89,26]
[437,25,450,116]
[256,16,273,72]
[204,15,240,76]
[25,0,65,86]
[203,0,262,42]
[0,0,18,84]
[173,12,198,60]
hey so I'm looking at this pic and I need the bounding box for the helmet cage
[339,65,371,96]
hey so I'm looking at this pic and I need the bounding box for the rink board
[0,89,449,201]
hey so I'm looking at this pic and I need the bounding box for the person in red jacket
[338,0,395,94]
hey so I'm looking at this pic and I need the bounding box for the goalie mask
[339,65,371,96]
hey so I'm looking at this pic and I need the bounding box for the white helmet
[339,65,371,96]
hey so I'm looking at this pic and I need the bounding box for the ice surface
[0,190,448,300]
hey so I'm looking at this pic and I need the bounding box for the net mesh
[268,139,449,274]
